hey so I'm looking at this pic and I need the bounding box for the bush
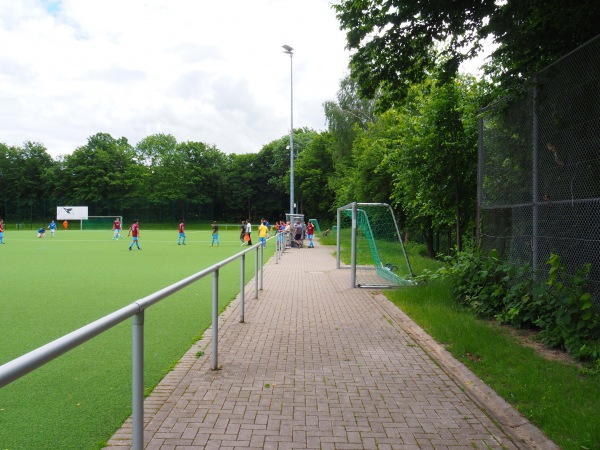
[440,247,600,364]
[531,253,600,360]
[440,247,533,326]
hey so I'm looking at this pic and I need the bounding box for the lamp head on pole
[282,44,294,55]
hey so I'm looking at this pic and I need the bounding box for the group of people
[0,216,315,249]
[37,220,59,238]
[271,219,315,249]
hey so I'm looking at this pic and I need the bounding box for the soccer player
[63,220,68,231]
[178,220,186,245]
[0,218,5,244]
[37,227,46,238]
[48,220,57,237]
[245,220,253,245]
[240,220,246,245]
[211,221,219,246]
[258,219,268,247]
[113,217,122,240]
[128,219,141,250]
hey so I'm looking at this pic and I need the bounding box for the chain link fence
[478,35,600,306]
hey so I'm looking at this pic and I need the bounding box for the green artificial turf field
[0,228,274,449]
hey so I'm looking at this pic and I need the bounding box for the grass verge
[0,229,274,449]
[384,245,600,450]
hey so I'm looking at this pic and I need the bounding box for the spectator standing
[294,221,303,247]
[306,221,315,248]
[258,219,268,247]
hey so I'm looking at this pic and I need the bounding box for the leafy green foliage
[440,248,600,364]
[334,0,600,106]
[334,0,496,107]
[532,254,600,360]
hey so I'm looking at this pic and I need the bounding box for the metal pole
[351,202,357,288]
[260,244,264,291]
[336,207,342,269]
[532,77,539,277]
[240,255,245,323]
[211,270,219,370]
[254,247,259,299]
[132,311,144,450]
[283,45,294,216]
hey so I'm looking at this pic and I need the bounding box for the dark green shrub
[531,253,600,360]
[441,247,532,323]
[440,248,600,364]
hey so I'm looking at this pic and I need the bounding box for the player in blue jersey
[48,220,57,237]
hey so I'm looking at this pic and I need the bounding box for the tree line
[2,0,597,257]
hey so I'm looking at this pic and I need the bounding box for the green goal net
[337,202,413,288]
[82,216,123,230]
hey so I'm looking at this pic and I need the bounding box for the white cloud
[0,0,350,157]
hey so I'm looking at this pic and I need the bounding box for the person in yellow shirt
[258,219,269,248]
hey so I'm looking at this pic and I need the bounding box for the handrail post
[132,310,144,450]
[254,247,259,299]
[260,244,264,291]
[211,270,219,370]
[240,255,245,323]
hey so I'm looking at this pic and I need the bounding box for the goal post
[308,219,321,234]
[336,202,413,289]
[82,216,123,230]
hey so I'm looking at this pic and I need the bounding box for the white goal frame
[83,215,124,231]
[336,202,413,289]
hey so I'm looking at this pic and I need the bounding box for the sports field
[0,228,275,449]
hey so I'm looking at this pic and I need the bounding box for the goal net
[336,202,413,288]
[82,216,123,230]
[309,219,321,234]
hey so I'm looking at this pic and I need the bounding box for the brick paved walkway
[105,243,557,449]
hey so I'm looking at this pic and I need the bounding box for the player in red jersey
[178,220,186,245]
[128,219,141,250]
[113,217,122,240]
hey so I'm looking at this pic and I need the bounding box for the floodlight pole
[282,45,294,216]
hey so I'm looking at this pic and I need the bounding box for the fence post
[532,77,539,277]
[132,310,145,450]
[240,255,245,323]
[211,270,219,370]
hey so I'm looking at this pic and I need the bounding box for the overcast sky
[0,0,351,158]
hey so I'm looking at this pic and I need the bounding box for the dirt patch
[495,323,582,367]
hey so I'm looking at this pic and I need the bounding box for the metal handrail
[0,241,268,450]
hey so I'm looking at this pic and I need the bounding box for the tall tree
[387,75,485,256]
[481,0,600,88]
[334,0,600,105]
[293,132,337,220]
[323,76,376,166]
[64,133,140,204]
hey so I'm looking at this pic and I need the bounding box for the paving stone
[104,244,557,449]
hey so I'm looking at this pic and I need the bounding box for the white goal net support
[336,202,414,288]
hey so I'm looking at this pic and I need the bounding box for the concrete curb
[374,293,560,450]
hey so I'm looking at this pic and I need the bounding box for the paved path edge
[374,292,560,450]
